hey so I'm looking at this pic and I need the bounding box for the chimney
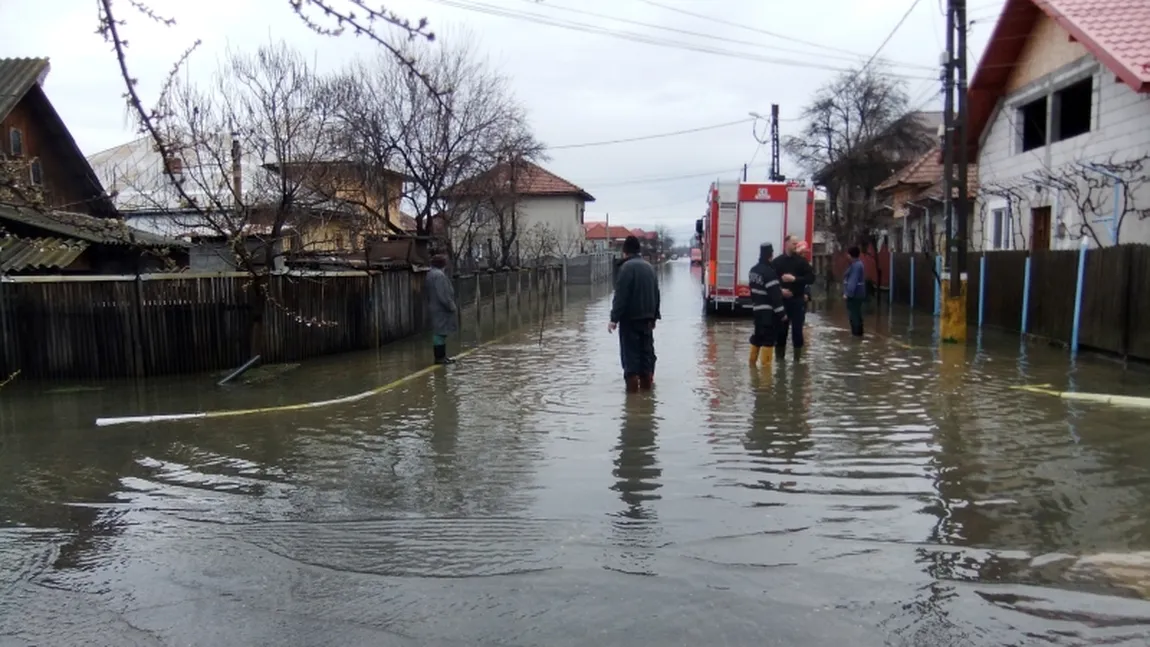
[230,131,242,203]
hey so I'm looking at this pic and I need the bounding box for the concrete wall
[975,19,1150,250]
[563,253,613,285]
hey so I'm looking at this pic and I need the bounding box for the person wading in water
[843,246,867,337]
[608,235,661,393]
[425,254,458,365]
[748,242,787,366]
[772,234,815,360]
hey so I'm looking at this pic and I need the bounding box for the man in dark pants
[748,243,787,366]
[843,245,867,337]
[608,235,661,393]
[425,254,458,364]
[772,234,815,360]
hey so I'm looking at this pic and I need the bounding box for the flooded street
[4,262,1150,646]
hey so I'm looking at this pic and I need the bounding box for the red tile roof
[968,0,1150,153]
[876,146,944,191]
[443,161,595,202]
[584,222,632,240]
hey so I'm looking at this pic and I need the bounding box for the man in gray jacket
[425,254,458,364]
[608,235,661,392]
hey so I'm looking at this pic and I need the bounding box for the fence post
[475,273,482,327]
[978,254,987,328]
[888,248,895,312]
[1071,236,1088,357]
[1020,254,1031,335]
[934,254,942,316]
[909,255,915,311]
[132,275,146,378]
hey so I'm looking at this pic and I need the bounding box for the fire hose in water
[1011,384,1150,410]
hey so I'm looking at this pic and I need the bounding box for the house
[442,161,594,261]
[814,110,942,249]
[0,203,188,274]
[968,0,1150,250]
[87,136,407,270]
[1,58,118,218]
[583,222,633,255]
[874,146,979,254]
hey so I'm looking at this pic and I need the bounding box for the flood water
[4,262,1150,646]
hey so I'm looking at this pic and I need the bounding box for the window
[163,155,184,176]
[990,208,1013,250]
[8,127,23,156]
[1018,97,1048,152]
[1053,77,1092,142]
[29,158,42,186]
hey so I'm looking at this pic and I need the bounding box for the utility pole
[941,0,955,282]
[769,104,784,182]
[954,0,970,298]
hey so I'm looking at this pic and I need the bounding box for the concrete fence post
[1020,254,1032,334]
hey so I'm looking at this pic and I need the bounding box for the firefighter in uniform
[748,243,787,366]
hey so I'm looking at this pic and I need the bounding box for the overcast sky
[4,0,1005,244]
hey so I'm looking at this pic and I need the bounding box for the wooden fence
[0,265,564,380]
[889,244,1150,361]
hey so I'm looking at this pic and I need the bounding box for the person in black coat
[608,236,661,392]
[771,235,815,360]
[748,243,787,366]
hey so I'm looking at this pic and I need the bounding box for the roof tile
[445,161,595,202]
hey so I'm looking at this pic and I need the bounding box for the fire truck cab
[696,179,814,314]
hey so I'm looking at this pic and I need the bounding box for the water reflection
[605,392,661,577]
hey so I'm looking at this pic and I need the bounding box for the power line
[549,118,753,150]
[636,0,932,69]
[855,0,927,80]
[587,163,770,188]
[425,0,937,81]
[526,0,936,72]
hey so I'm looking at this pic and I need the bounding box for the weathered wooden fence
[0,265,565,380]
[889,244,1150,361]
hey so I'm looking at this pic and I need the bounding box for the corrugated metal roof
[0,204,189,248]
[0,235,87,272]
[0,58,50,119]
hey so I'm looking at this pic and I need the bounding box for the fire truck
[695,179,814,314]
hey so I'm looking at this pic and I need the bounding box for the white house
[969,0,1150,251]
[442,161,594,262]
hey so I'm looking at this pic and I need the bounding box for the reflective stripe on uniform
[774,306,785,313]
[752,305,772,311]
[764,280,780,289]
[751,288,768,295]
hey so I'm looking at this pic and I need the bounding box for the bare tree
[333,35,542,264]
[786,66,936,255]
[1025,155,1150,247]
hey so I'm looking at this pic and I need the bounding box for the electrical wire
[525,0,936,72]
[636,0,932,71]
[548,117,753,150]
[425,0,937,81]
[853,0,927,81]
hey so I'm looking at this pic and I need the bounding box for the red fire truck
[695,179,814,314]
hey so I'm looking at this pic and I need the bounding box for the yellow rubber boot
[759,345,773,366]
[748,345,760,366]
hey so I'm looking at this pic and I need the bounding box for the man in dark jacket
[772,234,815,360]
[425,254,458,364]
[748,243,787,367]
[609,235,661,392]
[843,246,867,337]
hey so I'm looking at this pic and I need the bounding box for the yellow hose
[1011,384,1150,410]
[96,335,506,427]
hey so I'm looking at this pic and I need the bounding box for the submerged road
[4,262,1150,645]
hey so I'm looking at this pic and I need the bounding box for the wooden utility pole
[954,0,970,296]
[940,0,970,342]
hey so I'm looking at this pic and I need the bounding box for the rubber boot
[759,346,773,367]
[434,344,455,365]
[639,374,653,390]
[625,375,640,393]
[749,345,761,366]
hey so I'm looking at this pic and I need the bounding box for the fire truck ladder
[716,199,738,293]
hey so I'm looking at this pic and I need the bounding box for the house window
[8,128,23,156]
[29,158,42,186]
[1052,77,1092,142]
[990,208,1013,250]
[163,155,184,177]
[1018,97,1048,152]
